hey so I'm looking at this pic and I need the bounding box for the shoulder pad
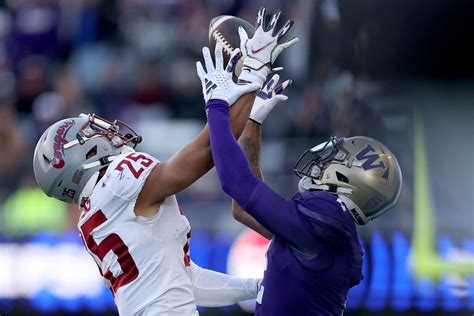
[294,191,351,238]
[101,152,158,200]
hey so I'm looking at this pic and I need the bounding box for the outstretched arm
[135,47,260,213]
[232,75,291,240]
[136,7,298,214]
[138,93,255,205]
[203,8,312,246]
[206,100,316,250]
[232,121,272,239]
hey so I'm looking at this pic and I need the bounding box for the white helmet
[33,113,142,205]
[295,136,402,225]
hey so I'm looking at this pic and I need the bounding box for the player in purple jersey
[196,9,403,315]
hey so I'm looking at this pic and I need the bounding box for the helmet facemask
[72,113,142,151]
[294,137,354,194]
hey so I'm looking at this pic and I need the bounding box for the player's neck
[97,167,108,183]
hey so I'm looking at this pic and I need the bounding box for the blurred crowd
[0,0,396,236]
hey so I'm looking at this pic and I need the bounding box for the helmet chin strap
[298,176,353,195]
[79,171,99,206]
[81,145,135,170]
[337,194,368,225]
[298,176,368,225]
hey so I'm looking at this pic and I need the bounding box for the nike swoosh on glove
[238,7,299,87]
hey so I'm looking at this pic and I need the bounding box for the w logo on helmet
[355,144,389,179]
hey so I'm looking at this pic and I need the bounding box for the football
[209,15,255,76]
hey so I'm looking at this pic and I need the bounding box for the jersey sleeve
[188,261,259,307]
[102,151,159,201]
[293,191,354,246]
[245,182,320,252]
[247,186,354,253]
[206,100,318,251]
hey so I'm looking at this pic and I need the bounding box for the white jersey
[77,151,198,315]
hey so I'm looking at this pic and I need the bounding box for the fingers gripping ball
[237,7,299,87]
[209,15,255,76]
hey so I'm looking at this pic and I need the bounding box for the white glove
[238,7,299,87]
[250,74,292,124]
[196,44,260,105]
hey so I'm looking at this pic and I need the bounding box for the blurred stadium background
[0,0,473,315]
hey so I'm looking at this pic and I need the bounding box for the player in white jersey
[78,150,258,314]
[33,112,261,315]
[32,8,297,315]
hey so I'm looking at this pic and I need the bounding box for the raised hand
[238,7,299,87]
[196,44,260,106]
[250,74,292,124]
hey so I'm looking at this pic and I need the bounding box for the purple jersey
[206,100,364,315]
[247,184,363,315]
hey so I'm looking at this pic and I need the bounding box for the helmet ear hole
[86,145,97,159]
[336,171,349,183]
[43,154,50,164]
